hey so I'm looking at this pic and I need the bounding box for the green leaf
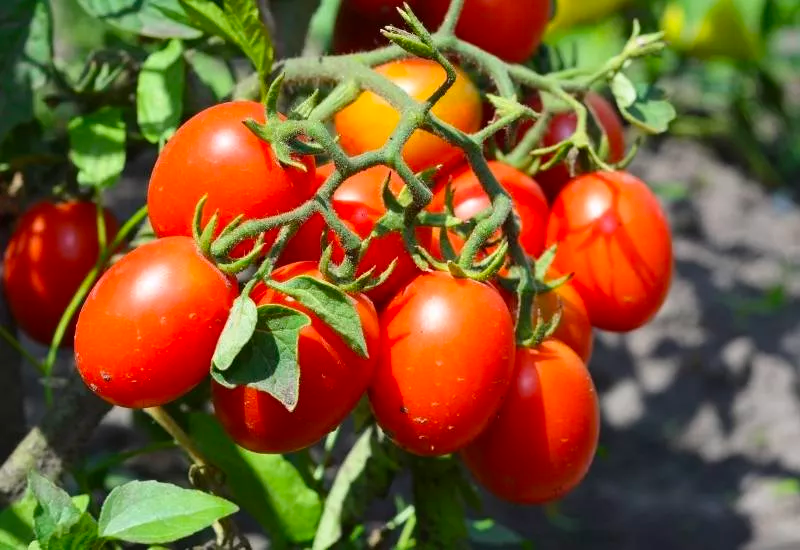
[312,427,402,550]
[213,295,258,371]
[175,0,242,45]
[468,519,531,548]
[620,85,677,135]
[223,0,273,78]
[137,39,185,144]
[185,50,235,101]
[76,0,202,39]
[97,481,238,544]
[28,473,82,548]
[188,413,322,544]
[67,107,126,189]
[410,457,470,549]
[610,73,636,109]
[0,0,52,144]
[0,494,90,549]
[269,276,368,357]
[45,514,99,550]
[211,304,310,412]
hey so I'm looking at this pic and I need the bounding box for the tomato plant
[333,59,482,173]
[147,101,317,256]
[369,272,516,456]
[3,201,118,345]
[546,171,673,332]
[75,236,238,408]
[462,340,600,504]
[212,262,380,454]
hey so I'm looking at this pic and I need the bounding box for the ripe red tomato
[462,340,599,504]
[417,0,551,63]
[429,161,549,258]
[546,171,673,332]
[212,262,380,453]
[330,165,431,306]
[333,59,482,173]
[333,0,417,53]
[519,92,626,201]
[369,272,516,456]
[279,163,331,265]
[3,201,118,346]
[75,236,238,408]
[147,101,316,257]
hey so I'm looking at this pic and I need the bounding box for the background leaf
[137,39,185,144]
[68,107,126,189]
[185,49,235,101]
[97,480,238,544]
[28,473,82,548]
[223,0,273,78]
[410,457,471,549]
[468,519,531,548]
[0,495,90,549]
[188,413,322,544]
[175,0,241,45]
[76,0,202,39]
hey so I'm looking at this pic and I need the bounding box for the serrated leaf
[175,0,241,45]
[224,0,273,78]
[269,276,368,357]
[67,107,126,189]
[213,295,258,371]
[312,427,402,550]
[185,50,234,101]
[211,304,310,412]
[97,481,237,544]
[620,85,676,134]
[28,473,82,548]
[76,0,201,39]
[137,39,185,144]
[611,73,636,109]
[188,413,322,544]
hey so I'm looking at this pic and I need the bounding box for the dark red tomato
[417,0,551,63]
[333,0,419,53]
[369,272,516,456]
[334,59,482,173]
[546,171,673,332]
[75,236,237,408]
[330,165,432,306]
[147,101,316,257]
[212,262,380,453]
[462,340,599,504]
[279,163,332,265]
[3,201,118,346]
[429,161,548,258]
[520,92,626,201]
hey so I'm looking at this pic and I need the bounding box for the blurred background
[3,0,800,548]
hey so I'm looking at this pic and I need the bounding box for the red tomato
[330,165,431,306]
[462,340,600,504]
[417,0,551,63]
[429,161,549,258]
[147,101,316,257]
[333,0,418,53]
[279,163,332,265]
[369,272,516,456]
[3,201,118,345]
[212,262,380,453]
[546,171,673,332]
[333,59,482,173]
[75,236,237,408]
[519,92,626,201]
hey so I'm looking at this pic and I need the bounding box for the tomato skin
[3,201,118,346]
[429,161,549,258]
[546,171,673,332]
[369,272,516,456]
[333,0,417,53]
[212,262,380,454]
[330,165,431,306]
[462,340,599,504]
[417,0,551,63]
[147,101,316,257]
[333,60,482,173]
[75,236,238,408]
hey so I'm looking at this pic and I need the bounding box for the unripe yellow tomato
[547,0,631,36]
[661,0,761,61]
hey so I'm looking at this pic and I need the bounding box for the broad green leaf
[137,39,185,144]
[410,457,470,549]
[610,73,636,109]
[224,0,273,78]
[68,107,126,189]
[76,0,201,39]
[313,427,401,550]
[468,519,531,548]
[211,304,310,411]
[188,413,322,544]
[269,276,368,357]
[620,85,676,135]
[175,0,242,46]
[28,473,82,548]
[45,514,99,550]
[97,481,238,544]
[213,295,258,371]
[0,494,89,549]
[185,50,235,101]
[0,0,52,144]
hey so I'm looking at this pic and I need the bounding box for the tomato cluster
[2,0,674,509]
